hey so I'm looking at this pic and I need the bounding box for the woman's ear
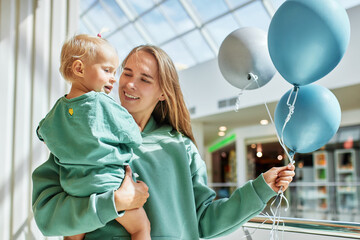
[72,60,84,77]
[159,93,165,101]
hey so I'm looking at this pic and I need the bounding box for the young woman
[32,45,295,239]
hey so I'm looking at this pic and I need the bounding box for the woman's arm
[32,153,119,236]
[32,154,149,236]
[185,139,294,239]
[193,164,276,238]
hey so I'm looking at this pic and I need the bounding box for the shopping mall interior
[1,0,360,239]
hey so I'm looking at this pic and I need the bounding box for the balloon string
[262,97,291,161]
[240,78,296,240]
[268,186,289,240]
[235,73,259,112]
[252,79,297,165]
[280,86,299,165]
[267,149,295,240]
[241,212,282,240]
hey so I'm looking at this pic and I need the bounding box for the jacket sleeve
[32,153,121,236]
[185,140,276,239]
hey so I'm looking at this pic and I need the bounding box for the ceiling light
[218,131,225,136]
[219,126,227,131]
[256,151,263,158]
[256,143,262,152]
[260,119,269,125]
[277,155,283,160]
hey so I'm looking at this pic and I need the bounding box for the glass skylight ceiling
[78,0,359,71]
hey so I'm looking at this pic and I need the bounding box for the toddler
[36,34,150,240]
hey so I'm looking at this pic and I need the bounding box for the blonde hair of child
[59,34,116,82]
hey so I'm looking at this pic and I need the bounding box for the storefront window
[210,125,360,223]
[210,143,237,199]
[247,125,360,222]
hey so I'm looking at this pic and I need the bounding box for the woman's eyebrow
[123,67,153,79]
[141,73,153,79]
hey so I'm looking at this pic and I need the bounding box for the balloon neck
[293,85,299,92]
[247,72,258,81]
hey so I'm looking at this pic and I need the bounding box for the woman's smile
[124,91,140,100]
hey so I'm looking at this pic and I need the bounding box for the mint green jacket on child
[32,116,276,239]
[36,91,141,197]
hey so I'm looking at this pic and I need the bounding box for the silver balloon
[218,27,276,90]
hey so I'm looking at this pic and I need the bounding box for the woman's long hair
[121,45,197,146]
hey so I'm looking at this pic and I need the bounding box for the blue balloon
[274,84,341,153]
[268,0,350,86]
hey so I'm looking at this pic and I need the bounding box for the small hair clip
[97,27,109,38]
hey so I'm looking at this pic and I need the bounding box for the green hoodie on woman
[32,116,276,239]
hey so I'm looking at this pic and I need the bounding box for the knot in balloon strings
[235,73,259,112]
[248,72,259,81]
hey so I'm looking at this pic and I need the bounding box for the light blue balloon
[274,84,341,153]
[268,0,350,86]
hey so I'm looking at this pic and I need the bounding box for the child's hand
[114,166,149,211]
[263,164,295,192]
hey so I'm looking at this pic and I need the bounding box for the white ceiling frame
[113,0,154,44]
[80,15,99,36]
[79,0,98,17]
[223,0,245,26]
[98,0,135,45]
[261,0,276,17]
[153,0,200,63]
[178,0,218,55]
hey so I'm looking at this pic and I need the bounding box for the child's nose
[110,76,116,84]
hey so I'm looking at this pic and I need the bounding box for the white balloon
[218,27,276,90]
